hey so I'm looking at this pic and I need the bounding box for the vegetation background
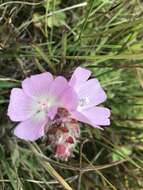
[0,0,143,189]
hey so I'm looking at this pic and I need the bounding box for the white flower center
[32,95,58,116]
[38,96,58,112]
[30,95,60,122]
[78,96,90,108]
[38,100,49,112]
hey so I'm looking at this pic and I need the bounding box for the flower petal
[22,72,53,98]
[81,107,110,125]
[48,76,78,110]
[72,107,110,128]
[14,116,46,141]
[77,79,107,109]
[49,76,69,97]
[69,67,91,90]
[47,106,58,120]
[71,110,101,129]
[59,86,78,110]
[7,88,35,122]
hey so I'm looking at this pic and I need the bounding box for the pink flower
[7,67,110,160]
[8,67,110,144]
[7,73,77,141]
[69,67,110,129]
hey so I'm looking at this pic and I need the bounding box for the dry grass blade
[29,143,73,190]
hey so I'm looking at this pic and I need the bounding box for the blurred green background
[0,0,143,189]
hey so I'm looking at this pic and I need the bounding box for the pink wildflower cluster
[8,67,110,160]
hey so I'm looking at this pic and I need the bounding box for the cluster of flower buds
[47,108,80,161]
